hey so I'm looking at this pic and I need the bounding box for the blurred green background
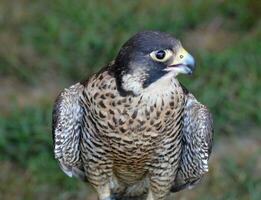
[0,0,260,200]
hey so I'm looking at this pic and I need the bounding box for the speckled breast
[81,72,185,183]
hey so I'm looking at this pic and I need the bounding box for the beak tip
[188,63,195,73]
[187,55,196,73]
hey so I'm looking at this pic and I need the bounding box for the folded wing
[171,91,214,192]
[52,83,86,181]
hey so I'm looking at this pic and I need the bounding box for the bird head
[113,31,195,96]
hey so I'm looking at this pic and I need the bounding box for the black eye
[155,50,166,60]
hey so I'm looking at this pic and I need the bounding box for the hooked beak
[165,46,195,75]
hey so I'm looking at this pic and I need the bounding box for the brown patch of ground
[183,17,239,52]
[0,77,66,113]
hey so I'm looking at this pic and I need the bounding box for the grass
[0,0,260,199]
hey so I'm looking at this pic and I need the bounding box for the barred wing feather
[52,83,86,181]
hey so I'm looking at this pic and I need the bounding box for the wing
[171,91,214,192]
[52,83,86,181]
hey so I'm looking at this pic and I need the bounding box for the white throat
[143,71,178,95]
[122,71,179,97]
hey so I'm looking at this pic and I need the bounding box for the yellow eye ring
[150,49,173,62]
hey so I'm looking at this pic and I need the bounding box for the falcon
[52,31,213,200]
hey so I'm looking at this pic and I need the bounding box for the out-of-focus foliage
[0,0,260,200]
[1,0,260,81]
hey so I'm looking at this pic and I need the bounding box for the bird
[52,30,213,200]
